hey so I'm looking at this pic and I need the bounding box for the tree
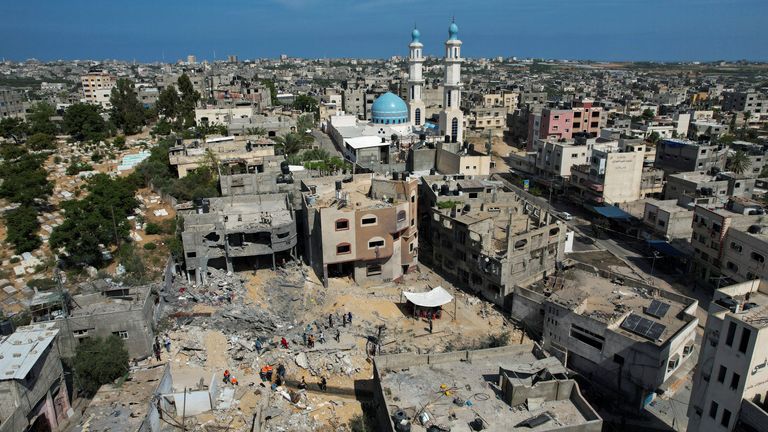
[73,335,129,396]
[246,127,267,136]
[0,117,28,143]
[292,94,318,114]
[296,114,314,134]
[27,132,55,151]
[177,74,201,128]
[727,150,751,175]
[647,131,661,144]
[27,102,58,136]
[63,103,107,141]
[261,79,279,105]
[274,132,312,156]
[4,206,42,254]
[109,78,145,135]
[156,85,180,122]
[0,152,52,205]
[641,108,655,121]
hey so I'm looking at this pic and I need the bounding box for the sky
[1,0,767,62]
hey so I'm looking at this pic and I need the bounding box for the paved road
[311,130,341,157]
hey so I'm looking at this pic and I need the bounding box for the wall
[406,148,436,172]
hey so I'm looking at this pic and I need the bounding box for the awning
[589,205,634,220]
[403,286,453,308]
[647,240,686,258]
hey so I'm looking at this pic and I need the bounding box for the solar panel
[620,313,667,341]
[646,300,671,319]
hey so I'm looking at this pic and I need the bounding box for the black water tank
[419,133,426,141]
[432,184,439,192]
[392,171,399,180]
[280,160,290,175]
[469,144,475,153]
[335,180,342,191]
[440,184,450,196]
[748,225,762,234]
[0,319,14,336]
[202,198,210,213]
[401,172,407,181]
[429,168,436,175]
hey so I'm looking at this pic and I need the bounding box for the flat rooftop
[714,280,768,328]
[547,269,696,345]
[646,198,689,213]
[0,322,58,381]
[302,174,402,210]
[376,345,600,432]
[182,194,294,229]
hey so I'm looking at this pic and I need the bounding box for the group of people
[153,334,172,361]
[297,376,327,392]
[223,369,239,386]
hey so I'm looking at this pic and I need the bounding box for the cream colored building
[570,141,645,204]
[81,70,117,108]
[721,225,768,283]
[688,279,768,431]
[195,106,255,126]
[168,135,275,178]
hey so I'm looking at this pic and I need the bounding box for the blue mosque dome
[411,28,421,43]
[371,92,408,125]
[448,21,459,40]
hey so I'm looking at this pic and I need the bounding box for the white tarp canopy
[403,286,453,308]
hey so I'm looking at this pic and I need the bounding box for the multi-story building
[570,140,646,204]
[533,269,698,409]
[665,172,755,205]
[688,279,768,431]
[81,69,117,108]
[527,108,574,148]
[0,88,25,119]
[419,175,566,308]
[527,136,594,180]
[372,343,603,432]
[180,194,298,284]
[722,90,767,115]
[168,135,275,178]
[571,99,606,136]
[467,106,506,134]
[0,323,71,432]
[642,199,694,241]
[302,174,418,286]
[654,138,726,174]
[720,222,768,283]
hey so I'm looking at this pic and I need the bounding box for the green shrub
[144,223,161,235]
[143,242,156,250]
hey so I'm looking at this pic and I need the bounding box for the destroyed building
[218,156,312,198]
[372,344,603,432]
[516,268,698,410]
[301,173,418,286]
[168,135,275,178]
[180,194,298,283]
[418,174,567,308]
[29,281,159,359]
[0,323,71,432]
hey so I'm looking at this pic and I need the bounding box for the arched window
[368,237,385,249]
[415,108,421,125]
[335,219,349,231]
[336,243,351,255]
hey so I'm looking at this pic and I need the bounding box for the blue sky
[1,0,767,62]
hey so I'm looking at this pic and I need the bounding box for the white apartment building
[81,70,116,108]
[688,279,768,431]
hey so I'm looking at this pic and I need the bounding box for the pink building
[527,109,574,150]
[571,99,605,136]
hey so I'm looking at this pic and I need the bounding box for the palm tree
[727,150,751,175]
[274,132,311,156]
[246,127,267,137]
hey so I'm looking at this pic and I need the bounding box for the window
[570,324,605,351]
[447,92,452,107]
[730,242,743,252]
[113,331,129,340]
[397,210,406,222]
[730,372,740,390]
[739,327,752,353]
[187,252,196,258]
[361,216,377,226]
[751,252,765,263]
[366,264,382,276]
[725,322,737,346]
[709,401,718,419]
[336,243,351,254]
[726,261,738,272]
[717,365,727,383]
[415,108,421,125]
[721,409,731,427]
[368,239,385,249]
[335,219,349,231]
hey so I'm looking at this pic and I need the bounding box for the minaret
[438,19,464,143]
[408,27,426,127]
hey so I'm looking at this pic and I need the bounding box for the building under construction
[180,194,298,284]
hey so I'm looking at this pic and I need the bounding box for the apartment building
[81,69,117,108]
[419,175,566,308]
[168,135,275,178]
[467,106,506,134]
[302,174,418,286]
[571,99,606,136]
[481,90,518,113]
[690,206,761,288]
[0,323,71,432]
[533,269,698,409]
[180,194,298,284]
[570,141,646,204]
[665,172,755,205]
[654,138,726,174]
[0,88,25,119]
[642,199,694,241]
[720,222,768,283]
[527,109,573,148]
[373,344,602,432]
[722,91,767,115]
[688,279,768,431]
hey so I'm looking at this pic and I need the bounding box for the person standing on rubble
[255,338,263,354]
[298,376,307,390]
[319,376,327,391]
[328,314,333,328]
[335,329,340,343]
[319,331,325,344]
[342,313,347,327]
[224,369,231,384]
[347,312,353,324]
[429,317,433,334]
[281,337,289,349]
[308,334,315,348]
[164,334,171,353]
[277,364,286,380]
[302,332,307,346]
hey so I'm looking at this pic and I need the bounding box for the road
[311,130,341,157]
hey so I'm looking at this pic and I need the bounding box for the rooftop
[376,345,601,432]
[0,322,58,381]
[546,269,697,345]
[302,174,411,210]
[182,194,294,230]
[712,279,768,328]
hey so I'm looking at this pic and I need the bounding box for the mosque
[326,21,465,167]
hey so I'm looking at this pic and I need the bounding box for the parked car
[558,211,573,221]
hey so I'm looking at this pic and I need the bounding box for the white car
[558,211,573,221]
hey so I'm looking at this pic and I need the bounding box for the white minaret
[408,27,426,127]
[438,19,464,143]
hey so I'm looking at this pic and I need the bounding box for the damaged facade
[180,194,298,284]
[419,174,567,308]
[168,135,275,178]
[301,174,419,286]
